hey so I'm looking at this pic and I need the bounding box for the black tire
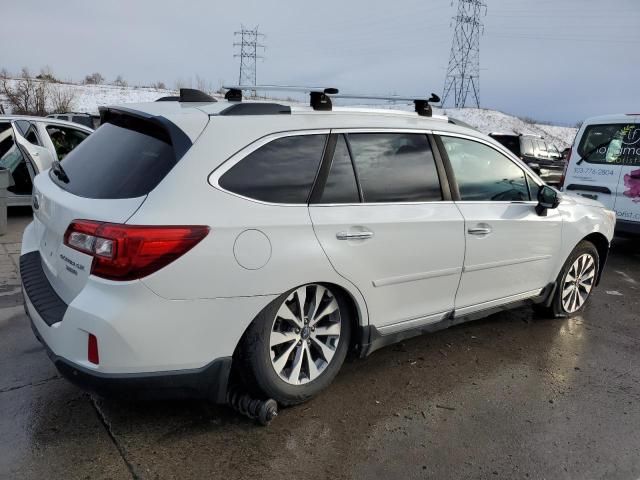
[534,240,599,318]
[236,284,352,406]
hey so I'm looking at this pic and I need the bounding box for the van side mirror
[536,185,560,216]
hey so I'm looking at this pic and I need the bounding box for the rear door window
[50,115,179,199]
[347,133,442,203]
[318,135,360,204]
[441,135,530,201]
[219,134,327,204]
[578,123,640,166]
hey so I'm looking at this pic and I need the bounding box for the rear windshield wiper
[576,139,613,165]
[51,160,70,183]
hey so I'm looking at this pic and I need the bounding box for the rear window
[50,116,178,199]
[578,123,640,166]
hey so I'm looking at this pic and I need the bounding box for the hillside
[0,80,576,147]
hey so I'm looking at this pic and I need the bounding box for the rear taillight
[559,149,572,189]
[64,220,210,281]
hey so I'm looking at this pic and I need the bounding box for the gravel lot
[1,210,639,480]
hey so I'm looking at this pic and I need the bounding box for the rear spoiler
[99,106,192,160]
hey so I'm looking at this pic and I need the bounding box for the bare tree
[152,81,167,90]
[50,85,77,113]
[1,67,50,115]
[83,72,104,85]
[36,65,58,83]
[112,75,127,87]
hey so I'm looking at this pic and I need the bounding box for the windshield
[577,123,640,165]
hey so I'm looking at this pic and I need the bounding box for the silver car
[0,115,92,206]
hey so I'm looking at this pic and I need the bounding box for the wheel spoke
[313,321,341,336]
[288,345,304,383]
[311,336,336,363]
[311,298,339,326]
[296,286,307,320]
[272,341,297,374]
[309,285,327,321]
[565,271,576,283]
[277,303,302,328]
[306,347,320,380]
[270,330,297,347]
[562,284,574,298]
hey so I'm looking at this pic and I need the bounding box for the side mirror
[536,185,560,216]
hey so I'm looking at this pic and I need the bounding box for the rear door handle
[467,226,492,236]
[336,230,374,240]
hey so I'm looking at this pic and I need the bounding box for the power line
[441,0,487,108]
[233,25,265,96]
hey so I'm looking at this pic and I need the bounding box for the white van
[562,114,640,234]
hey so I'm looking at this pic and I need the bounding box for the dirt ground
[1,210,639,480]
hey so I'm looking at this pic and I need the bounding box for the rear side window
[318,135,360,204]
[441,136,529,201]
[578,123,640,166]
[219,134,327,204]
[347,133,442,203]
[46,125,89,160]
[491,135,520,156]
[50,117,178,199]
[522,138,534,156]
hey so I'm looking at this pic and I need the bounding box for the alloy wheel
[269,284,342,385]
[561,253,596,314]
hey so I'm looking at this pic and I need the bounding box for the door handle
[336,230,374,240]
[467,226,492,236]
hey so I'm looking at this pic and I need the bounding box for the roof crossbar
[222,85,339,111]
[330,93,441,117]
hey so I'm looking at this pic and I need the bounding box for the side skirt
[356,282,555,358]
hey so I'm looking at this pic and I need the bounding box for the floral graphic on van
[623,168,640,202]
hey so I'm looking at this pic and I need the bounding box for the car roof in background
[582,113,640,125]
[0,115,94,131]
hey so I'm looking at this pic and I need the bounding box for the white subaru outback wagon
[21,88,615,407]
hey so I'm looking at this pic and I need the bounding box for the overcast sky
[2,0,638,124]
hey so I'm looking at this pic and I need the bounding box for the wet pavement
[1,210,639,479]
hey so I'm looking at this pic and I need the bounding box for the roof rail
[222,85,339,111]
[220,85,440,116]
[155,89,216,103]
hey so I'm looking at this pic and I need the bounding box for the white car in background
[21,89,615,408]
[0,116,92,206]
[561,113,640,235]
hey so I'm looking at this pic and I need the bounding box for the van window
[578,123,640,166]
[347,133,442,203]
[220,134,327,204]
[522,138,534,156]
[442,136,529,201]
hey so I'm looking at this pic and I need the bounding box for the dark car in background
[47,112,100,129]
[489,132,566,185]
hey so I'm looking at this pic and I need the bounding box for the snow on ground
[0,79,576,147]
[438,107,577,147]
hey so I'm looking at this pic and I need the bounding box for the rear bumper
[19,248,273,403]
[28,313,231,402]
